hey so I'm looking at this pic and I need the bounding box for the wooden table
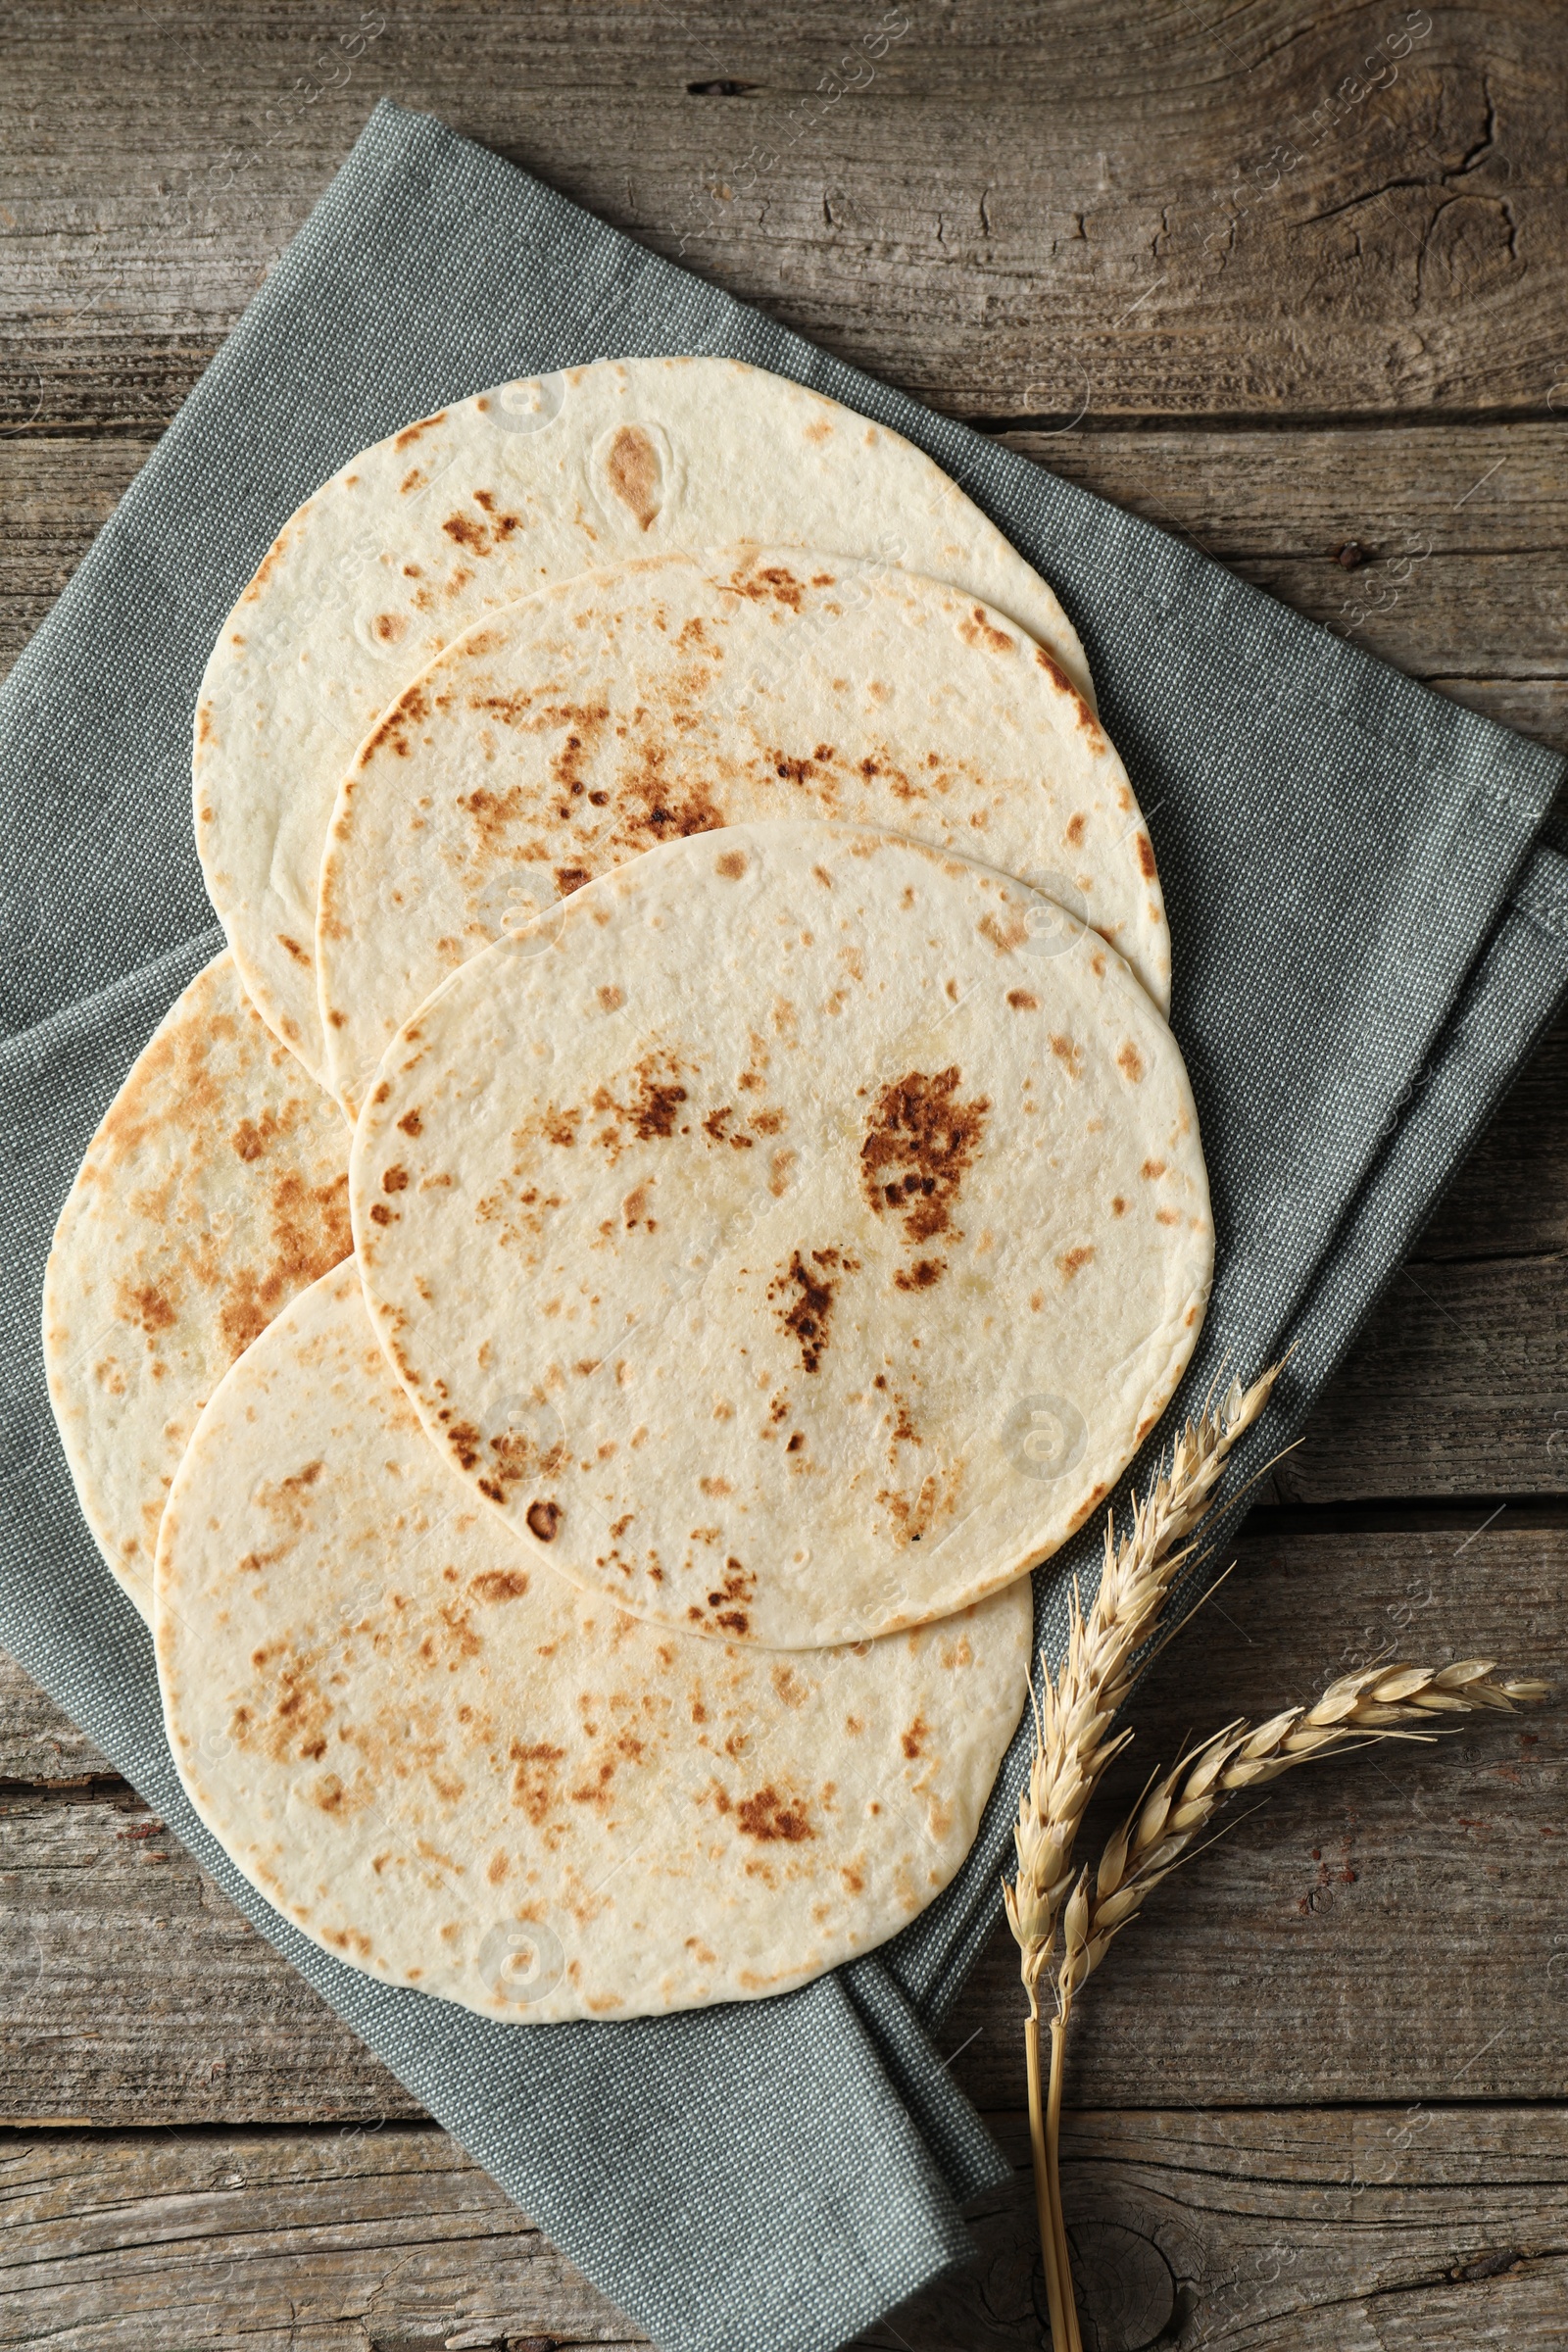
[4,6,1565,2344]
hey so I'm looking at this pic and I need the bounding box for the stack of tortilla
[45,359,1213,2024]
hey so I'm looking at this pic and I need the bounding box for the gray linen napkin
[2,100,1565,2352]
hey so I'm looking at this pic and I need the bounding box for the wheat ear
[1057,1658,1550,2012]
[1002,1357,1285,2352]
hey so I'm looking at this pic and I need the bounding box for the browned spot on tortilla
[555,863,591,895]
[902,1716,930,1760]
[276,934,310,966]
[1142,1158,1167,1180]
[861,1067,989,1246]
[726,1785,814,1841]
[368,1202,393,1227]
[768,1247,856,1373]
[470,1568,530,1602]
[448,1422,483,1472]
[893,1257,947,1292]
[382,1164,410,1193]
[606,425,662,528]
[1112,1196,1127,1216]
[1056,1246,1096,1280]
[598,984,624,1012]
[1135,833,1158,879]
[805,418,833,444]
[726,562,805,612]
[715,850,748,879]
[959,605,1017,656]
[195,703,215,747]
[1006,990,1039,1011]
[525,1498,562,1543]
[1065,812,1087,847]
[509,1739,565,1825]
[394,412,447,451]
[1117,1043,1146,1083]
[978,910,1029,955]
[120,1281,176,1336]
[398,1109,422,1137]
[218,1169,353,1362]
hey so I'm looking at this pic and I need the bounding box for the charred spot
[629,1061,687,1141]
[449,1422,484,1472]
[368,1202,394,1226]
[769,1246,857,1373]
[555,864,592,895]
[398,1109,423,1137]
[860,1067,990,1246]
[525,1498,562,1544]
[382,1164,410,1193]
[893,1257,947,1292]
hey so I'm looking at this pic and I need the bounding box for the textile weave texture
[2,101,1565,2352]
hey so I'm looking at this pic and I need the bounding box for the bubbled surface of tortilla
[318,547,1164,1119]
[44,952,352,1623]
[155,1262,1031,2021]
[351,822,1212,1649]
[196,357,1092,1081]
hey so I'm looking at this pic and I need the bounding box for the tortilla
[351,821,1212,1649]
[317,548,1165,1121]
[43,952,352,1623]
[155,1260,1031,2021]
[193,358,1092,1084]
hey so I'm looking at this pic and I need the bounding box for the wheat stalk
[1058,1658,1550,2011]
[1003,1359,1283,2009]
[1002,1356,1285,2352]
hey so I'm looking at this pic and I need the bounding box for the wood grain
[6,2106,1566,2352]
[3,3,1566,434]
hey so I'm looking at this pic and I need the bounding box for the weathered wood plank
[0,1784,421,2124]
[3,2,1566,431]
[5,2107,1567,2352]
[0,1649,110,1784]
[0,1523,1559,2126]
[1285,1254,1568,1500]
[940,1522,1567,2114]
[0,2124,639,2351]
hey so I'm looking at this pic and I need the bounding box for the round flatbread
[351,821,1212,1649]
[318,548,1164,1120]
[43,952,351,1623]
[195,357,1093,1083]
[155,1261,1031,2021]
